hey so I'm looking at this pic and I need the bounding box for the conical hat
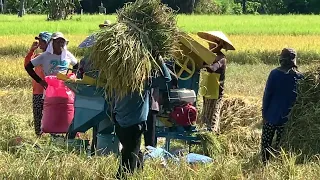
[197,31,235,51]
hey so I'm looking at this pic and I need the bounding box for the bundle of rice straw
[282,65,320,160]
[196,132,222,157]
[89,0,182,99]
[220,96,262,132]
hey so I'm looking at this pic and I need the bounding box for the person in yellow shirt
[197,31,235,133]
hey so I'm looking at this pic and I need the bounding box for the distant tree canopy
[1,0,320,15]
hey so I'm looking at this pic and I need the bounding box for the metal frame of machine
[57,32,216,155]
[154,33,216,152]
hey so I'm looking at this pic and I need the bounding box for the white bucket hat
[51,32,69,42]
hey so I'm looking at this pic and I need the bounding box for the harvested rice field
[0,14,320,179]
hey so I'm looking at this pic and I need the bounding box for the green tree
[46,0,78,20]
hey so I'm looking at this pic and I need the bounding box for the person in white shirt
[25,32,78,89]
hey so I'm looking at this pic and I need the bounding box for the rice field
[0,14,320,179]
[1,14,320,35]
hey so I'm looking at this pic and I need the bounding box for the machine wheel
[174,55,196,80]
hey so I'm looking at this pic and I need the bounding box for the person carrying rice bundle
[261,48,303,165]
[88,0,181,178]
[24,32,52,137]
[113,54,172,178]
[197,31,235,133]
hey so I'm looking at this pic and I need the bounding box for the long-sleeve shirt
[262,68,303,126]
[204,54,226,97]
[113,62,172,128]
[24,50,45,95]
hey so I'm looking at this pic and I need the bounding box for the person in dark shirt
[261,48,303,165]
[113,54,172,179]
[197,31,235,133]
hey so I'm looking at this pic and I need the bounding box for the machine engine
[158,88,198,130]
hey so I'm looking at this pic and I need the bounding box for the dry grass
[0,85,319,179]
[2,34,320,64]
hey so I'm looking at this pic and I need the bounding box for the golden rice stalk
[282,65,320,162]
[89,0,182,99]
[90,23,155,99]
[196,132,222,157]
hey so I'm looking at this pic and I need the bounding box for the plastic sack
[186,153,213,164]
[144,146,179,162]
[44,76,75,104]
[42,103,74,133]
[41,76,75,133]
[199,69,220,100]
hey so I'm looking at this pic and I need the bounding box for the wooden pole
[242,0,247,14]
[0,0,3,13]
[18,0,25,17]
[3,0,6,13]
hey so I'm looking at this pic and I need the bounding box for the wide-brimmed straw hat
[99,20,111,28]
[197,31,235,51]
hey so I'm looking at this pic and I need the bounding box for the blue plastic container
[96,133,120,156]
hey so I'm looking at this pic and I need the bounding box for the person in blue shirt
[113,54,172,179]
[261,48,303,164]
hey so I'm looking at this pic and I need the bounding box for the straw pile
[220,96,262,132]
[282,66,320,160]
[89,0,181,99]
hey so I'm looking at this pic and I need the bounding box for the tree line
[0,0,319,15]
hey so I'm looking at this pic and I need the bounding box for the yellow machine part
[82,74,97,85]
[199,69,220,100]
[173,33,217,81]
[56,72,99,86]
[178,33,216,66]
[56,73,70,81]
[157,117,173,127]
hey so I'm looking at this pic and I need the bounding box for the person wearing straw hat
[24,31,52,137]
[197,31,235,133]
[261,48,303,165]
[99,20,112,28]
